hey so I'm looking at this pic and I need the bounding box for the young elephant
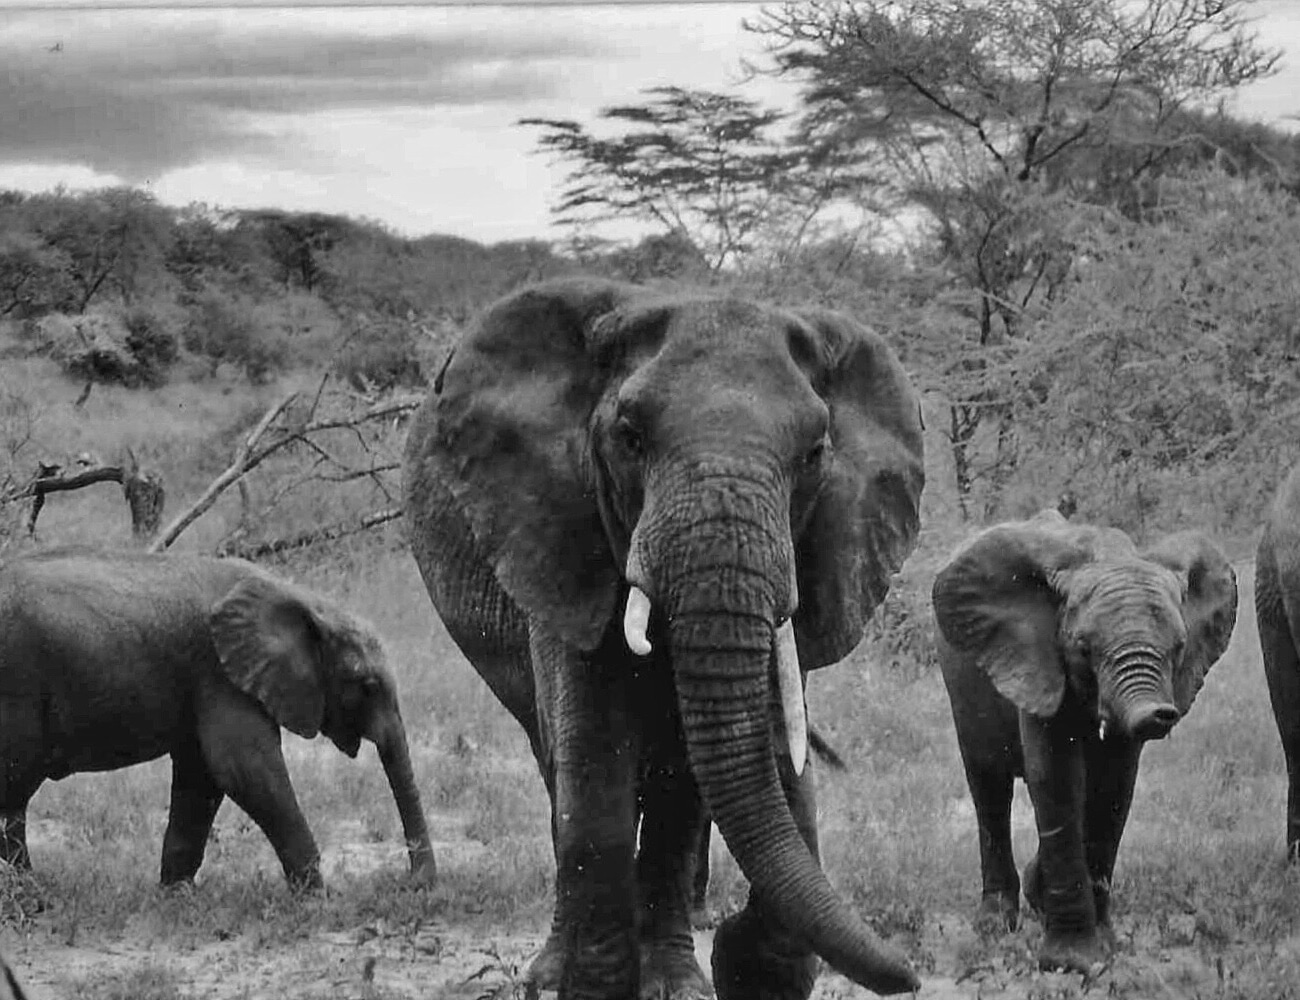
[1257,464,1300,860]
[0,547,435,889]
[932,510,1237,972]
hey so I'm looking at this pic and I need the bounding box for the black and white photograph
[0,0,1299,997]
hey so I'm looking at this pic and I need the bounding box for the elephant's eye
[803,438,828,471]
[614,416,646,458]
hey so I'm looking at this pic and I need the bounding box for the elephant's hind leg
[160,743,225,885]
[0,703,46,871]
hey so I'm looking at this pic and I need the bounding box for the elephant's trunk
[1101,645,1179,742]
[376,720,437,882]
[648,483,917,996]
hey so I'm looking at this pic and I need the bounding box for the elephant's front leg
[637,723,711,999]
[197,694,322,890]
[533,628,641,1000]
[1081,734,1142,935]
[1020,711,1105,973]
[712,749,820,1000]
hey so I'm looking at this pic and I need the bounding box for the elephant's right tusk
[776,620,808,776]
[624,586,652,656]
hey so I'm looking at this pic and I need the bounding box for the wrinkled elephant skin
[933,510,1237,972]
[403,278,926,1000]
[0,548,435,889]
[1257,464,1300,861]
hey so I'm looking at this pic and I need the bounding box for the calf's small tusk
[624,586,652,656]
[775,620,808,776]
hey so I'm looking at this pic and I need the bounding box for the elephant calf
[932,510,1237,972]
[0,547,435,890]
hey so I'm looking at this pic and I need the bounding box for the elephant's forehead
[662,298,789,350]
[1069,558,1182,605]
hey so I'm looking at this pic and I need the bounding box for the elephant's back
[0,549,213,773]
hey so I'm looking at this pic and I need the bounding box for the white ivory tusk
[624,586,652,656]
[775,620,808,776]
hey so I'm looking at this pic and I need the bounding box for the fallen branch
[217,507,403,560]
[2,455,164,541]
[148,394,298,553]
[149,385,422,554]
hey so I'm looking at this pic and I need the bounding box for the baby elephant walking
[0,548,435,889]
[932,510,1237,973]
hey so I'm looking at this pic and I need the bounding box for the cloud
[0,10,604,181]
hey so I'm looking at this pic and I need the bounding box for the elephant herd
[0,277,1298,1000]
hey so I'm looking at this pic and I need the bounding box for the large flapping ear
[789,308,926,669]
[408,278,642,651]
[210,574,325,738]
[1142,531,1238,714]
[932,516,1096,716]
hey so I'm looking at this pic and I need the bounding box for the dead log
[3,456,165,542]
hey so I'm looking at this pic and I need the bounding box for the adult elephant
[1257,463,1300,860]
[0,548,436,890]
[933,510,1237,973]
[404,278,925,1000]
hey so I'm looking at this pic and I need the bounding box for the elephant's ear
[210,575,325,738]
[1142,531,1238,714]
[790,309,925,669]
[412,278,641,651]
[932,520,1094,716]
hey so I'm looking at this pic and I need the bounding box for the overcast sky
[1,1,1297,244]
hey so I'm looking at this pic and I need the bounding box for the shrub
[120,306,179,386]
[331,317,423,391]
[31,311,154,388]
[182,290,288,384]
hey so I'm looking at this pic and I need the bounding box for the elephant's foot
[285,864,324,893]
[525,931,564,993]
[712,909,817,1000]
[974,891,1019,935]
[525,925,640,999]
[1037,929,1111,975]
[640,940,710,1000]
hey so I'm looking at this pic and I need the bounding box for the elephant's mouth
[622,585,808,773]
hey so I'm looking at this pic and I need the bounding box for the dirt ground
[7,807,1289,1000]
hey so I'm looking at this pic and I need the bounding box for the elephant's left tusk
[624,586,652,656]
[775,620,807,776]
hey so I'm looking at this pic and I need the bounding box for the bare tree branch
[147,393,297,553]
[216,507,403,560]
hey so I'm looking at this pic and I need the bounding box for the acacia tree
[1005,171,1300,536]
[750,0,1278,515]
[521,85,867,271]
[22,188,175,311]
[0,230,73,317]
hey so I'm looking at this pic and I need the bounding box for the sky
[1,0,1298,245]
